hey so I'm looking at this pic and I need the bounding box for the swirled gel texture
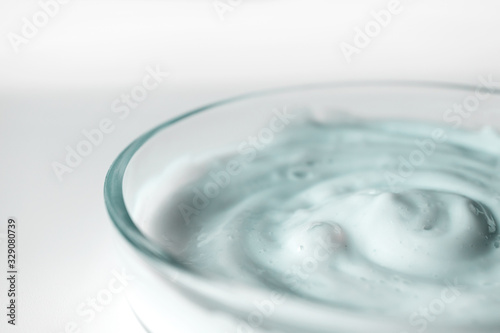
[152,120,500,331]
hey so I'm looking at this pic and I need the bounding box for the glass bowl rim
[104,80,500,282]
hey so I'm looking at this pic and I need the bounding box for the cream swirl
[151,120,500,330]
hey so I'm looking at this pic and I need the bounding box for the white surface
[1,0,500,332]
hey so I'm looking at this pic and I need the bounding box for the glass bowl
[104,81,500,333]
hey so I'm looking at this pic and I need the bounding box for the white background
[1,0,499,332]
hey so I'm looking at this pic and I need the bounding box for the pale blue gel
[154,119,500,326]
